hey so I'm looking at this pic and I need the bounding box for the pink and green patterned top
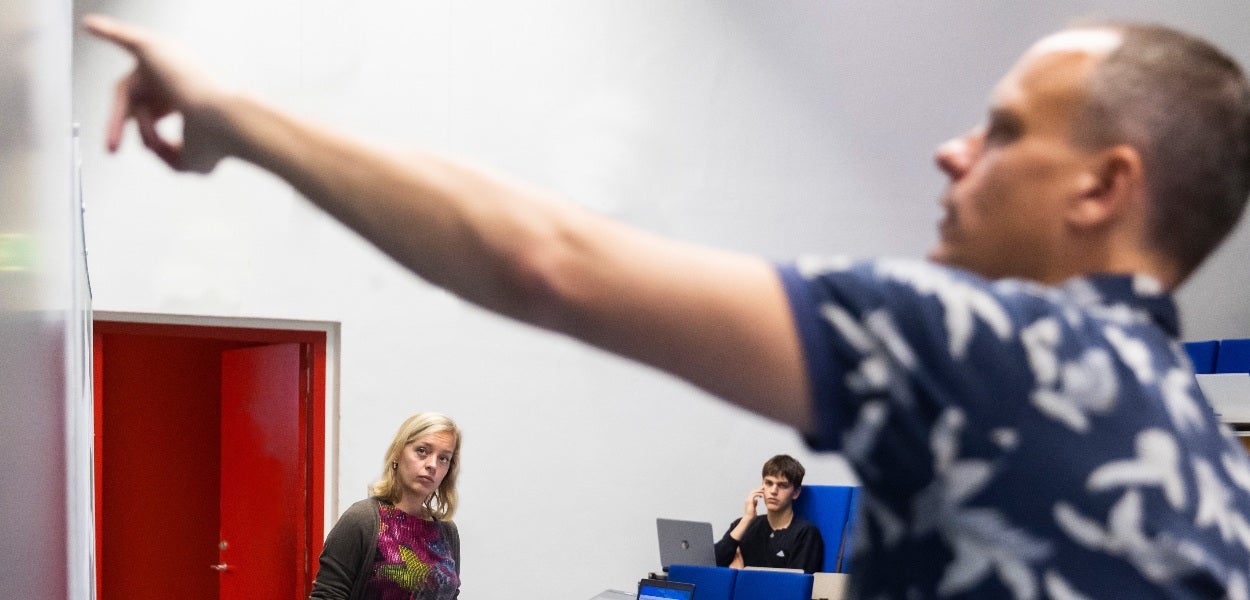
[365,503,460,600]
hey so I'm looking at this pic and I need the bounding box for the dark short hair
[762,454,805,487]
[1072,23,1250,280]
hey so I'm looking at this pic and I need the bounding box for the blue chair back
[668,564,736,600]
[1184,340,1220,374]
[1183,338,1250,374]
[732,569,813,600]
[791,484,860,573]
[1217,339,1250,373]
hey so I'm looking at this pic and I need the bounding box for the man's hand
[726,485,766,544]
[742,486,765,520]
[83,15,230,173]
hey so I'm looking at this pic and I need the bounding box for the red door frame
[93,313,336,599]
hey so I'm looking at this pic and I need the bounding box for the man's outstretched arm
[84,15,817,432]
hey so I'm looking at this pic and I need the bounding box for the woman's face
[394,430,457,507]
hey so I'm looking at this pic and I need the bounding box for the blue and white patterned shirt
[778,257,1250,599]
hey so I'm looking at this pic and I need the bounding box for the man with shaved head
[87,16,1250,597]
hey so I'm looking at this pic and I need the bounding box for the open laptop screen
[637,578,695,600]
[655,518,716,569]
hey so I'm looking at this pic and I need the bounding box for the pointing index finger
[82,14,147,54]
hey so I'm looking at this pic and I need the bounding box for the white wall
[71,2,1250,598]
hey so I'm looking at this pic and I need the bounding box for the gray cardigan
[309,497,461,600]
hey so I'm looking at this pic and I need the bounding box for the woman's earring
[391,461,398,470]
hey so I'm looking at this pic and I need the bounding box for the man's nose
[935,129,980,180]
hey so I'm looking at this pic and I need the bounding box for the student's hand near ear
[83,15,231,173]
[727,486,765,543]
[743,486,765,519]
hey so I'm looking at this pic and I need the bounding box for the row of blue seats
[668,485,860,600]
[669,565,815,600]
[1184,339,1250,374]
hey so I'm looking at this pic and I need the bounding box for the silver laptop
[656,518,716,569]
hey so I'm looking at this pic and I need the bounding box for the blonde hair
[370,412,461,520]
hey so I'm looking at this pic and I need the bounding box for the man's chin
[927,246,981,275]
[926,245,954,266]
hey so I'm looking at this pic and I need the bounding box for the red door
[95,321,326,600]
[219,344,309,600]
[96,334,227,600]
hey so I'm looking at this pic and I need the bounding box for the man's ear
[1069,144,1144,229]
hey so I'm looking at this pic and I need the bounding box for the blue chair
[839,487,861,573]
[792,484,860,573]
[1184,340,1220,374]
[1217,339,1250,373]
[732,569,813,600]
[668,564,736,600]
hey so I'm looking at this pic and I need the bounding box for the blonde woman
[311,413,462,600]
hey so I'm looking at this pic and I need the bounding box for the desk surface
[589,590,635,600]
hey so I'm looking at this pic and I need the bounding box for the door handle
[213,540,230,572]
